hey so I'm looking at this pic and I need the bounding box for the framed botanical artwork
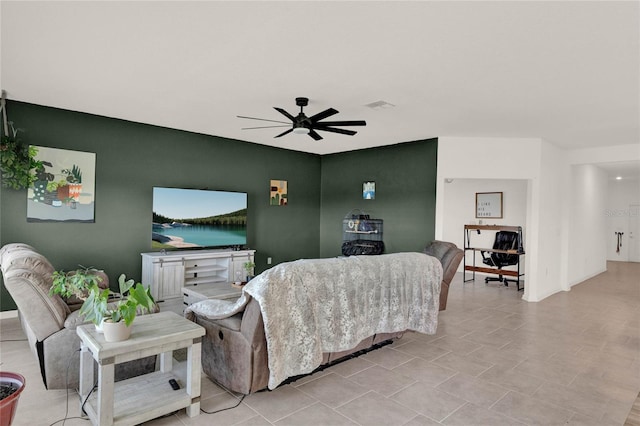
[270,179,287,206]
[27,146,96,222]
[476,192,503,219]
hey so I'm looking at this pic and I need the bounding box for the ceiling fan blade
[314,126,357,136]
[237,115,290,124]
[274,107,296,122]
[308,129,323,140]
[242,125,291,130]
[274,128,294,138]
[309,108,339,123]
[315,120,366,127]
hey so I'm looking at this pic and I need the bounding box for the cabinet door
[152,262,185,301]
[231,253,254,282]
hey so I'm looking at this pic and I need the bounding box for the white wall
[441,178,527,272]
[436,136,568,302]
[567,144,640,266]
[437,139,638,303]
[533,141,571,297]
[567,165,608,285]
[605,178,640,261]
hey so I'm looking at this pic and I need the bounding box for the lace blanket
[185,293,249,321]
[185,252,442,389]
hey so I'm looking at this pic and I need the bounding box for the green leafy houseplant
[50,266,104,300]
[80,274,156,327]
[62,164,82,184]
[46,179,68,192]
[243,261,256,280]
[0,124,42,190]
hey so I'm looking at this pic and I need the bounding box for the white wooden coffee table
[77,311,205,425]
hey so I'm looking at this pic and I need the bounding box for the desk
[77,311,205,425]
[463,225,525,291]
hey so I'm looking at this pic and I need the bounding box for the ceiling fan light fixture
[293,125,310,135]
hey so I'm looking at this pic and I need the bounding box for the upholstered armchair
[0,243,156,389]
[424,240,464,310]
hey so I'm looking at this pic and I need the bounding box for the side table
[77,311,205,425]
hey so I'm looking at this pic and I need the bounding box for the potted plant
[0,96,42,191]
[243,261,256,282]
[0,124,43,191]
[62,164,82,200]
[80,274,156,342]
[32,161,55,204]
[47,179,70,201]
[0,372,25,426]
[49,266,105,303]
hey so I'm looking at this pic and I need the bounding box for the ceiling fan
[237,97,366,141]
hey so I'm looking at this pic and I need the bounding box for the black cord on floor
[80,381,98,417]
[199,379,248,415]
[47,348,90,426]
[48,417,88,426]
[200,393,247,415]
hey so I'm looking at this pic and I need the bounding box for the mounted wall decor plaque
[476,192,503,219]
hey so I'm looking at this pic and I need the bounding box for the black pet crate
[341,209,384,255]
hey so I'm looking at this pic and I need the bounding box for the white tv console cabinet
[141,249,255,303]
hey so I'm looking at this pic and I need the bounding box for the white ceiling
[1,1,639,173]
[597,161,640,181]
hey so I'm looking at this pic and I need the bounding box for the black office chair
[481,231,520,286]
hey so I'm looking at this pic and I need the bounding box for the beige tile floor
[1,261,638,425]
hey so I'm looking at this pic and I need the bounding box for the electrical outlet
[267,257,272,265]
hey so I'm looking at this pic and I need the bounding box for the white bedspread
[186,252,442,389]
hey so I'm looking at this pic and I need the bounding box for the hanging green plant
[0,126,42,190]
[0,94,42,190]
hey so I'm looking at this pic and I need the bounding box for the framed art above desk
[476,192,503,218]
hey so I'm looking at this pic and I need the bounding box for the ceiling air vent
[364,100,396,110]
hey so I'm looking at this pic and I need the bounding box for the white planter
[102,320,132,342]
[95,319,104,334]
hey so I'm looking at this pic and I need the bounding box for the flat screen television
[152,187,247,250]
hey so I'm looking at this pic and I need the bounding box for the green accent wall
[0,101,438,311]
[0,101,321,310]
[319,140,438,257]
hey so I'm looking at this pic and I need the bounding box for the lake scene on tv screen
[152,187,247,249]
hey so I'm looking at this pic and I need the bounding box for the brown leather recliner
[189,244,462,394]
[424,240,464,310]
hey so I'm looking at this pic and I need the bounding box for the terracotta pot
[102,321,132,342]
[57,185,70,201]
[0,372,25,426]
[68,183,82,200]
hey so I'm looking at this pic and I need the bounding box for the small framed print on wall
[363,181,375,200]
[476,192,503,218]
[270,179,288,206]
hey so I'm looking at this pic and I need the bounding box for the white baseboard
[569,268,607,288]
[0,310,18,319]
